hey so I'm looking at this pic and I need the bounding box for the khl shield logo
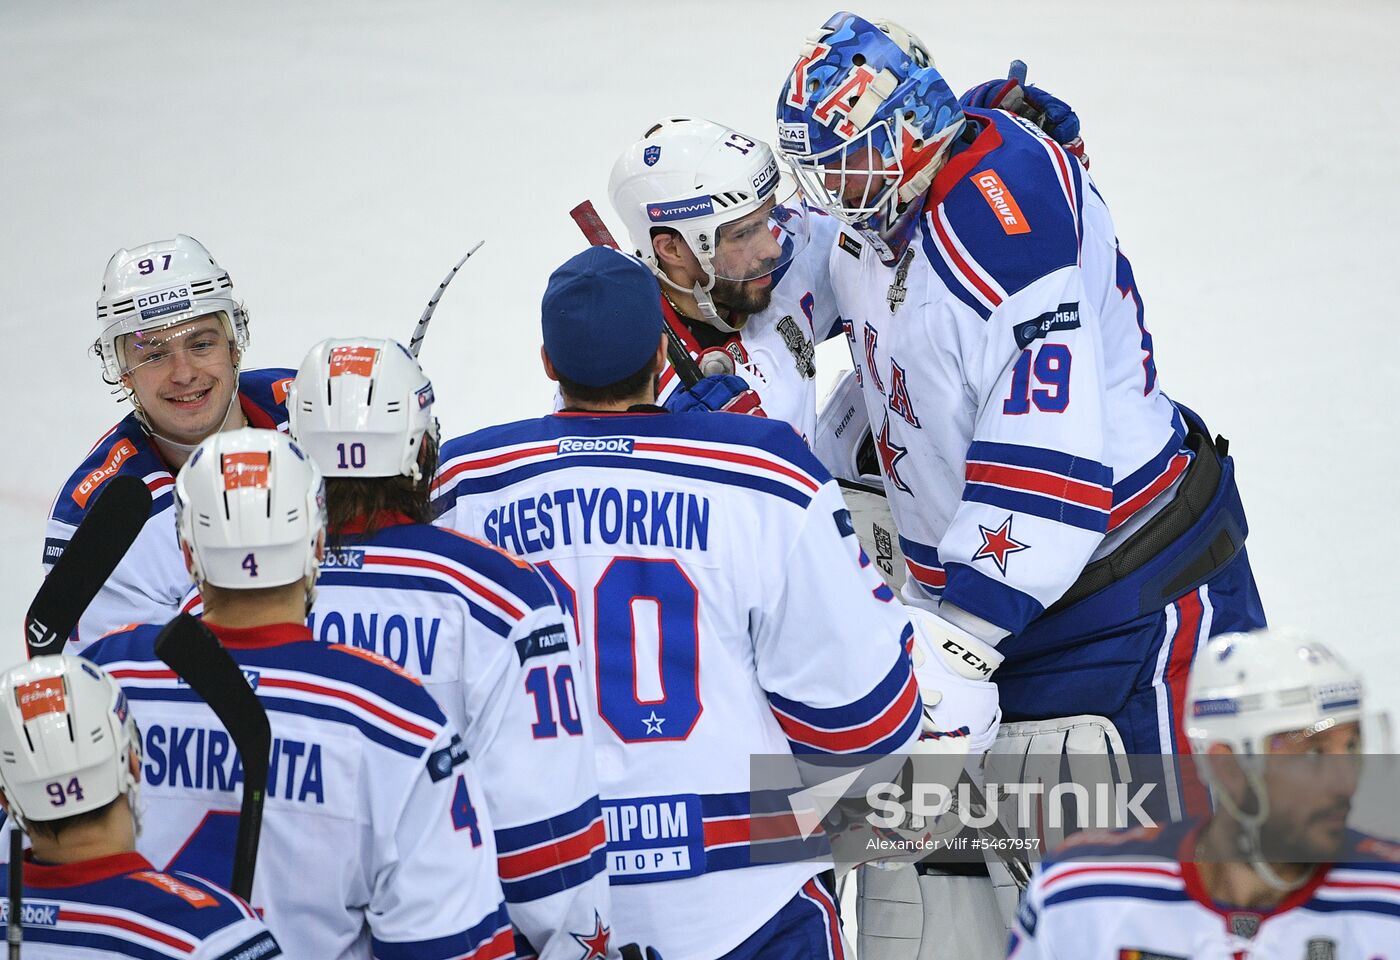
[643,145,661,166]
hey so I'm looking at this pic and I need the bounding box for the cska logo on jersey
[571,912,612,960]
[973,516,1028,575]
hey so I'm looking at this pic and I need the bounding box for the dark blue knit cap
[541,247,663,387]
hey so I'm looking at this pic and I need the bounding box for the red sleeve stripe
[365,553,525,621]
[460,925,515,960]
[496,818,607,880]
[929,205,1006,310]
[1108,453,1190,531]
[771,670,921,753]
[905,558,947,590]
[58,908,195,953]
[1040,863,1181,892]
[257,676,437,740]
[433,443,560,489]
[702,810,808,848]
[966,461,1111,511]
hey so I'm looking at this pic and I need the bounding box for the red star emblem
[892,117,952,186]
[572,913,611,960]
[973,516,1028,575]
[875,413,912,494]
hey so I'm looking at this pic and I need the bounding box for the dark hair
[554,352,659,407]
[325,434,439,541]
[24,795,121,842]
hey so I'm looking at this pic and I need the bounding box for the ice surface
[2,1,1396,721]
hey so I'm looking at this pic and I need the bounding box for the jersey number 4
[537,557,702,744]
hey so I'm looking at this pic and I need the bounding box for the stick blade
[26,474,152,657]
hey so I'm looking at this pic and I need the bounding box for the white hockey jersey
[0,852,280,959]
[44,369,294,652]
[85,621,513,960]
[829,108,1193,637]
[656,207,843,442]
[1013,824,1400,959]
[433,409,923,959]
[309,516,611,960]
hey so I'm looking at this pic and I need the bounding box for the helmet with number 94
[94,234,250,386]
[0,655,141,831]
[609,116,811,333]
[176,428,325,590]
[288,337,439,481]
[775,11,963,263]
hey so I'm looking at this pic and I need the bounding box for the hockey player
[1011,629,1399,957]
[0,655,282,959]
[776,12,1266,757]
[45,235,293,650]
[287,337,614,959]
[433,246,1003,959]
[85,429,514,960]
[609,116,836,438]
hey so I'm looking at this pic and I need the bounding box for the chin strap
[1211,764,1312,893]
[654,266,741,335]
[134,373,245,459]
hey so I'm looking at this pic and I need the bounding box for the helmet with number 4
[609,116,810,333]
[0,655,140,830]
[94,234,250,385]
[288,338,439,481]
[775,11,964,262]
[176,428,325,590]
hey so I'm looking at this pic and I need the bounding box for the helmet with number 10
[609,117,811,333]
[775,11,964,263]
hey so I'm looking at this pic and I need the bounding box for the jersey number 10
[537,558,702,745]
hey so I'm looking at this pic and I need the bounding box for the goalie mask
[609,116,811,333]
[0,655,141,831]
[176,428,326,591]
[288,338,439,482]
[775,11,964,263]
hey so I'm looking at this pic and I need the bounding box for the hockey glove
[664,374,767,417]
[905,608,1003,757]
[960,59,1090,169]
[620,945,663,960]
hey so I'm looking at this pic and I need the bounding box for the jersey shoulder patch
[924,110,1085,307]
[52,416,169,526]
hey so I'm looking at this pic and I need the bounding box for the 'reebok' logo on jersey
[557,437,634,455]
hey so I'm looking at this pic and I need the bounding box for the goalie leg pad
[855,864,1006,960]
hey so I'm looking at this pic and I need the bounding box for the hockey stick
[569,200,704,389]
[408,241,485,359]
[25,474,153,656]
[153,613,271,901]
[11,473,154,955]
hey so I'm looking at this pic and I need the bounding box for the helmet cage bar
[784,119,902,232]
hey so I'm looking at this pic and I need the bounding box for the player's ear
[540,346,560,383]
[653,334,668,372]
[129,747,142,782]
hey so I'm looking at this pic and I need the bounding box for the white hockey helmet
[608,116,810,332]
[94,234,250,384]
[176,428,326,590]
[1187,629,1367,756]
[0,655,140,831]
[288,338,439,482]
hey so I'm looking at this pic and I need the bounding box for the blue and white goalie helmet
[0,655,141,831]
[288,338,439,481]
[94,234,250,385]
[609,117,811,333]
[775,11,963,262]
[176,428,326,590]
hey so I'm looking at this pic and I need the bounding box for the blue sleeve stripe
[1043,883,1189,909]
[1111,431,1191,502]
[766,651,912,728]
[966,441,1111,486]
[499,848,608,904]
[919,218,993,320]
[494,796,602,853]
[785,700,922,757]
[961,484,1109,533]
[942,564,1046,637]
[372,903,512,960]
[442,455,812,510]
[316,570,511,638]
[897,534,941,567]
[18,929,174,960]
[1303,897,1400,919]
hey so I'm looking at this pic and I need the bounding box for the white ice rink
[2,0,1396,725]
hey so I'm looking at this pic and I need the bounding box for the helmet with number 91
[94,234,250,386]
[288,338,439,482]
[0,655,141,831]
[775,11,964,263]
[176,428,326,590]
[609,116,811,333]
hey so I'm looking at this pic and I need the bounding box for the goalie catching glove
[905,607,1003,756]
